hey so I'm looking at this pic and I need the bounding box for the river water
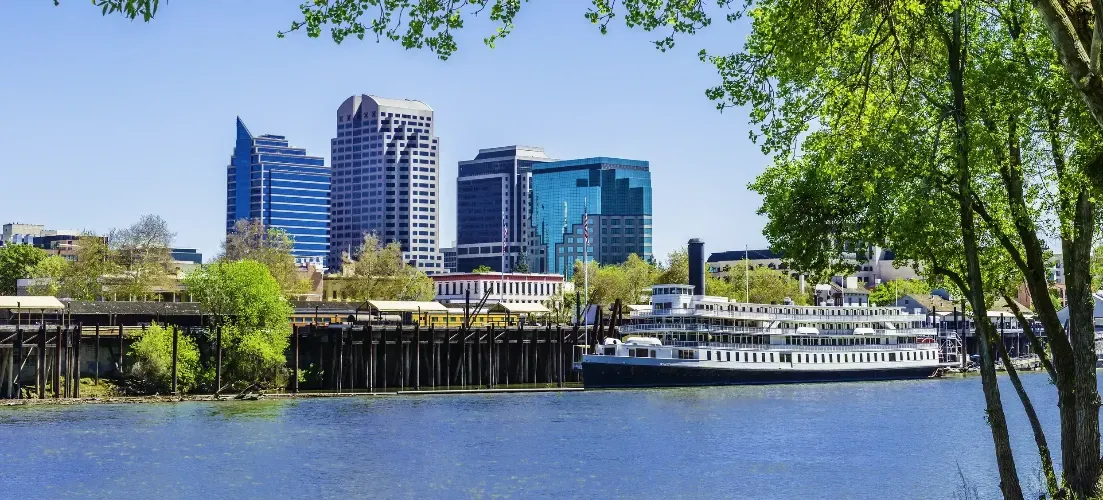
[0,373,1081,499]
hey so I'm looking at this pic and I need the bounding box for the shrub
[129,323,200,393]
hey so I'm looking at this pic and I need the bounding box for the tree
[733,0,1099,494]
[654,248,688,285]
[715,266,809,305]
[107,214,175,300]
[184,260,291,390]
[472,265,493,274]
[129,323,200,393]
[61,235,116,301]
[222,219,309,297]
[622,254,656,303]
[868,280,932,307]
[0,245,45,295]
[341,233,434,301]
[513,256,530,273]
[27,255,69,297]
[545,290,578,324]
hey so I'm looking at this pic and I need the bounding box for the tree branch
[1002,293,1057,381]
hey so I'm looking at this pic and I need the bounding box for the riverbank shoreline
[0,386,586,407]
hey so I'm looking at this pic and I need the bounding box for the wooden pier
[292,324,594,392]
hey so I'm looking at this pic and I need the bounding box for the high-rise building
[227,118,330,267]
[529,157,652,278]
[455,146,553,272]
[330,95,442,273]
[441,245,457,273]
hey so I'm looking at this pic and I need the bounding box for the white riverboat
[582,284,943,388]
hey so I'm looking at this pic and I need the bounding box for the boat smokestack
[688,238,705,296]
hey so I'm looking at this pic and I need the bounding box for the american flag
[582,212,589,244]
[502,212,508,247]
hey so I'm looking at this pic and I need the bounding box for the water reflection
[206,400,291,421]
[0,374,1072,499]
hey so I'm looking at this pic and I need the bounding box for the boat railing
[663,341,935,352]
[635,307,923,323]
[619,324,937,337]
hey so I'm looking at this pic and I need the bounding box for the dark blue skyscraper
[456,146,553,272]
[529,157,652,278]
[227,118,330,267]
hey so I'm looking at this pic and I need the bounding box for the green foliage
[713,266,809,305]
[340,233,435,301]
[472,265,493,274]
[62,235,115,300]
[129,323,200,392]
[545,290,578,324]
[68,0,160,21]
[27,255,69,296]
[222,219,309,296]
[868,280,932,307]
[0,245,46,295]
[654,248,688,285]
[513,257,530,273]
[572,253,658,306]
[184,260,292,389]
[23,216,177,300]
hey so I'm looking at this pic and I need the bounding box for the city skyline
[0,2,767,263]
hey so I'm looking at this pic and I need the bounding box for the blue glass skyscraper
[227,118,330,267]
[529,157,652,278]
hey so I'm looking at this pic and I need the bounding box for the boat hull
[582,360,938,388]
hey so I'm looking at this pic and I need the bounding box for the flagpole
[501,203,507,304]
[562,201,568,279]
[583,197,589,308]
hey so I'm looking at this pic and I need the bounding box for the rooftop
[365,95,433,112]
[896,294,956,311]
[708,249,781,262]
[532,157,649,170]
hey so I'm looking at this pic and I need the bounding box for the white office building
[330,95,442,273]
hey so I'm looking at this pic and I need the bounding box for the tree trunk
[996,329,1061,498]
[948,9,1023,497]
[1061,188,1101,497]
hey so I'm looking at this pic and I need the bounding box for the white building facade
[432,272,567,305]
[330,95,442,273]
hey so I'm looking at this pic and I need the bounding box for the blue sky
[0,1,767,262]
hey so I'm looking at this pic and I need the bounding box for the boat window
[651,350,657,358]
[707,351,712,361]
[726,352,731,362]
[604,347,615,355]
[889,353,897,362]
[770,353,775,362]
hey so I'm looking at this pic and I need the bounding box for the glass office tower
[456,146,553,272]
[529,157,652,278]
[226,118,330,267]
